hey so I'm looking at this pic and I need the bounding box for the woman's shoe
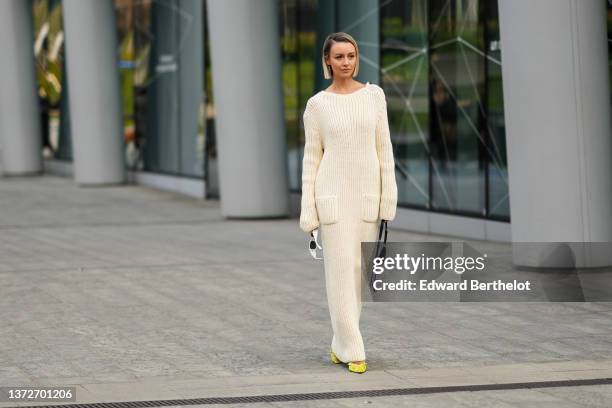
[330,350,342,364]
[348,361,367,373]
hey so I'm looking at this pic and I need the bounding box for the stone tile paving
[1,175,611,407]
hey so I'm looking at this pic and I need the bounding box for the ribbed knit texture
[299,82,398,362]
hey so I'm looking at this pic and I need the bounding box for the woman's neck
[329,78,359,91]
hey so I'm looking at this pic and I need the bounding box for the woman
[299,32,398,374]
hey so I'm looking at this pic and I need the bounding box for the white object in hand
[312,228,322,249]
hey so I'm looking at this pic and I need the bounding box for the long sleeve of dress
[374,87,398,221]
[299,99,323,233]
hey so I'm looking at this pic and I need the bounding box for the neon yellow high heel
[330,350,342,364]
[331,351,367,373]
[348,361,367,373]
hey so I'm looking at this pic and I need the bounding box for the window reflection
[33,0,71,160]
[280,0,328,192]
[485,0,508,219]
[381,0,430,208]
[286,0,509,221]
[280,0,300,191]
[429,0,486,215]
[114,0,209,179]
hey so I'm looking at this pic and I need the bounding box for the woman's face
[325,41,357,78]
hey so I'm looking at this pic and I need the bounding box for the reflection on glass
[485,0,508,219]
[114,0,207,178]
[202,4,216,196]
[33,0,71,160]
[280,0,328,192]
[280,0,299,191]
[283,0,508,221]
[429,0,486,215]
[115,0,137,168]
[381,0,429,208]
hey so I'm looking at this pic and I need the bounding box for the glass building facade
[281,0,509,221]
[115,0,213,182]
[30,0,612,222]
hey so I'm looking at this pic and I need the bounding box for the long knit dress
[299,82,398,363]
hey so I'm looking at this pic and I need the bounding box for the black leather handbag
[369,220,388,292]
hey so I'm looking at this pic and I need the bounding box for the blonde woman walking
[299,32,398,373]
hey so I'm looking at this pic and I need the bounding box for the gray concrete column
[62,0,124,185]
[206,0,289,217]
[499,0,612,245]
[0,0,42,175]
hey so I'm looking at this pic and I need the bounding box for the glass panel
[281,0,334,192]
[33,0,71,160]
[337,0,379,84]
[608,0,612,190]
[280,0,299,191]
[297,0,320,190]
[115,0,137,168]
[143,0,180,174]
[429,0,485,215]
[381,0,430,208]
[115,0,206,178]
[131,0,151,172]
[608,0,612,105]
[485,0,508,219]
[284,0,508,221]
[177,0,205,177]
[203,3,218,196]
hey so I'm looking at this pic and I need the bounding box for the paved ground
[1,175,611,407]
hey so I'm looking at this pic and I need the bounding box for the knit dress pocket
[315,195,338,224]
[315,195,338,225]
[361,193,380,222]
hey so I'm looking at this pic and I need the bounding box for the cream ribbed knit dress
[299,82,398,363]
